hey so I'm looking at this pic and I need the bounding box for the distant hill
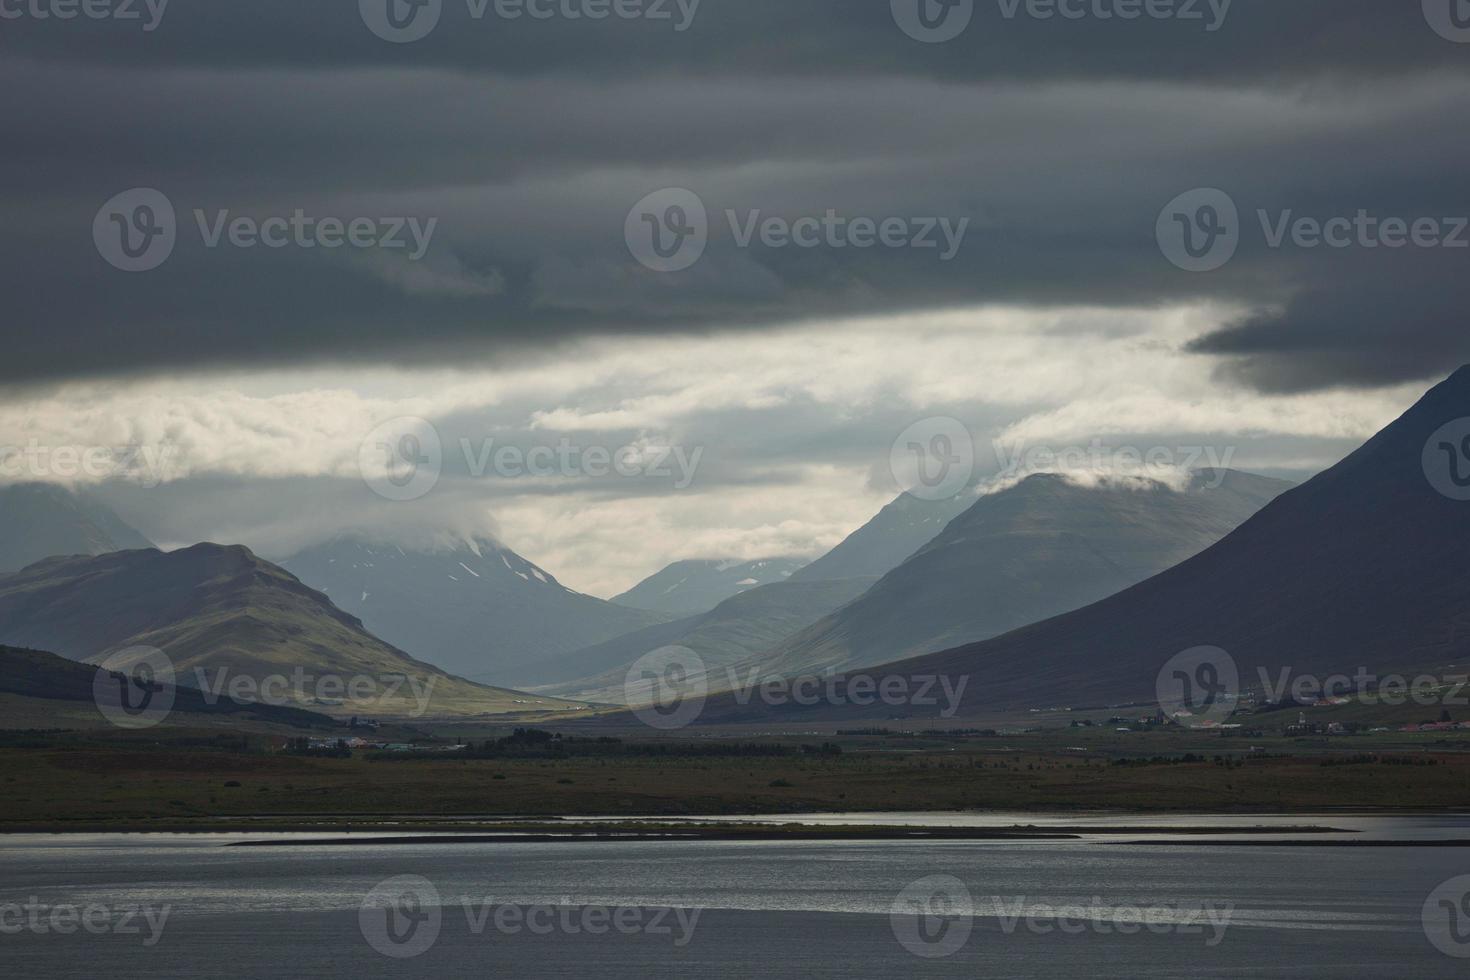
[0,544,585,719]
[531,576,878,700]
[282,535,671,688]
[539,492,976,698]
[752,469,1290,678]
[612,557,807,617]
[789,491,972,584]
[0,644,336,730]
[0,482,153,574]
[693,367,1470,724]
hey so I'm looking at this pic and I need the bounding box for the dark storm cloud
[1191,247,1470,393]
[3,0,1470,390]
[3,0,1458,82]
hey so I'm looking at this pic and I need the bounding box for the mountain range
[691,367,1470,724]
[281,535,670,688]
[525,470,1286,701]
[530,576,879,700]
[0,544,584,719]
[524,493,982,698]
[750,469,1291,678]
[612,557,807,617]
[15,368,1470,732]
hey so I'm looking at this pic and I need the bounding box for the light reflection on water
[0,828,1455,927]
[1,827,1463,978]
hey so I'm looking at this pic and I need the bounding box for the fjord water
[3,824,1466,978]
[575,809,1470,840]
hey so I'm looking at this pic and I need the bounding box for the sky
[2,1,1467,596]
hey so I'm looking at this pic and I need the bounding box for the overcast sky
[2,1,1466,595]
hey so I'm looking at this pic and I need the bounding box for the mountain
[530,576,878,700]
[751,469,1291,678]
[789,491,972,584]
[612,557,807,617]
[0,644,335,731]
[528,490,975,698]
[0,482,154,574]
[282,535,670,687]
[0,544,584,719]
[695,367,1470,724]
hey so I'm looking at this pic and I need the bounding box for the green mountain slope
[0,544,585,719]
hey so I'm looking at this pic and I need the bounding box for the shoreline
[4,806,1468,838]
[2,820,1352,841]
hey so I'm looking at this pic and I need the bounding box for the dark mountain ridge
[692,368,1470,724]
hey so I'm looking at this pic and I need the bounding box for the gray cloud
[1191,247,1470,392]
[8,2,1468,595]
[3,2,1468,393]
[4,1,1458,82]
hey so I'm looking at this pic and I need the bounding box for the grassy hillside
[0,645,337,730]
[0,545,588,719]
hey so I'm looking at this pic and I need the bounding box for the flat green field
[5,725,1470,831]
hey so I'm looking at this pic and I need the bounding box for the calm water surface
[3,816,1469,978]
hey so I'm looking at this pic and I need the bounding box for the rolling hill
[0,644,336,731]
